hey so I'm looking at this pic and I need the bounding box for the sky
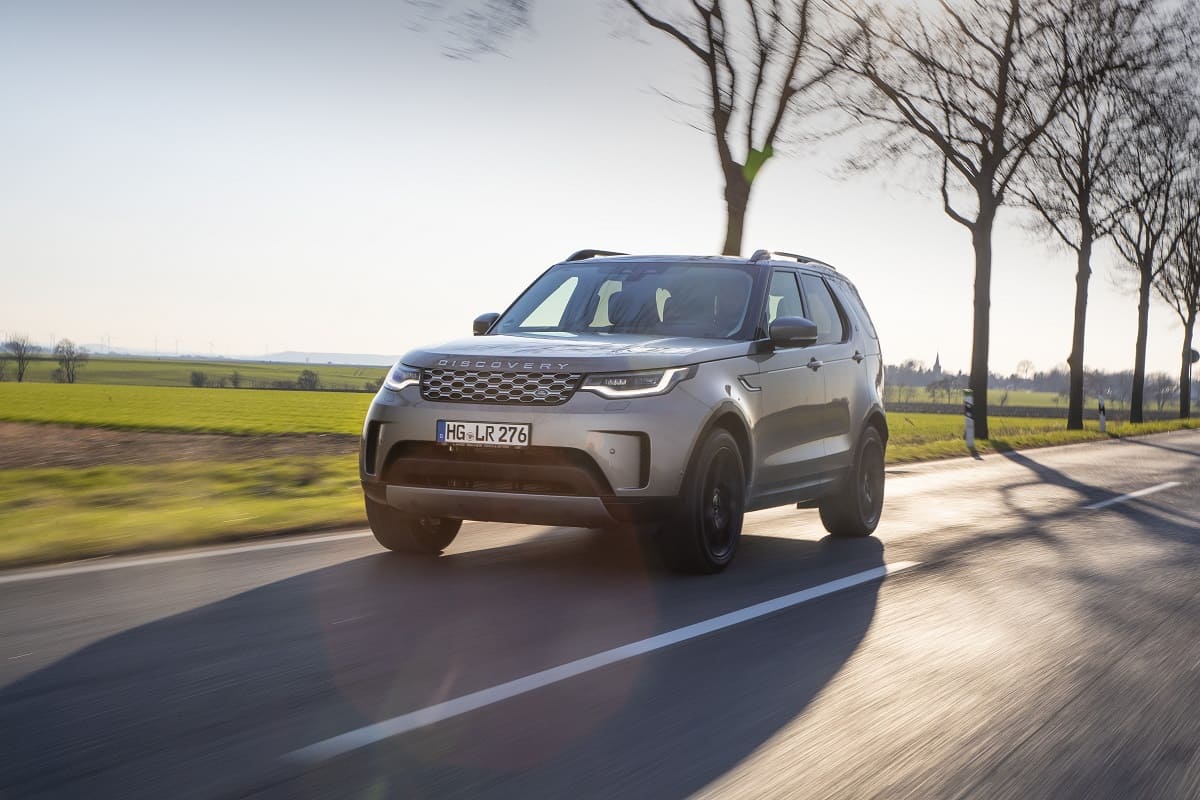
[0,0,1193,378]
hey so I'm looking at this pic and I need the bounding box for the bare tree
[1148,371,1177,411]
[1019,0,1170,430]
[3,334,40,382]
[52,339,89,384]
[1156,163,1200,418]
[834,0,1078,440]
[618,2,858,254]
[1106,94,1193,422]
[412,0,534,60]
[419,1,856,256]
[297,369,322,391]
[1015,359,1035,382]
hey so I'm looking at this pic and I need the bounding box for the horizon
[8,343,1192,384]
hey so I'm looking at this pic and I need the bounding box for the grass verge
[0,456,364,567]
[888,413,1200,462]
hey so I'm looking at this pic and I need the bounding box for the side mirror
[769,317,819,349]
[473,313,500,336]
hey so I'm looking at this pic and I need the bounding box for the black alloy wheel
[658,429,746,573]
[819,426,886,538]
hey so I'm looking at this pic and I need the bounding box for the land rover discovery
[360,249,887,573]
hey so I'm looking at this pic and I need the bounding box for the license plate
[437,420,531,448]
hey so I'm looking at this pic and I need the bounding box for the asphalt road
[2,431,1199,799]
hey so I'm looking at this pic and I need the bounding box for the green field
[9,355,388,390]
[0,382,370,435]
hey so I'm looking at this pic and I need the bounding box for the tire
[656,429,746,574]
[364,498,462,555]
[819,426,885,537]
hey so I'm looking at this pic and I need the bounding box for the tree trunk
[722,167,752,257]
[1181,314,1196,420]
[1066,238,1093,431]
[969,207,996,441]
[1130,265,1153,424]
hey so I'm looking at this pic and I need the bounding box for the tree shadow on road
[0,527,888,800]
[1109,435,1200,459]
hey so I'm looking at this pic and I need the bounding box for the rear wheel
[819,426,885,537]
[365,498,461,555]
[657,429,746,574]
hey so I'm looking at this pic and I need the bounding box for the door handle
[853,351,865,363]
[808,358,824,371]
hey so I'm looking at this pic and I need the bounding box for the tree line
[1,335,89,384]
[425,0,1200,434]
[1,335,384,392]
[887,358,1192,412]
[187,368,383,393]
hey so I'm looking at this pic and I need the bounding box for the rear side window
[799,274,847,345]
[836,279,879,339]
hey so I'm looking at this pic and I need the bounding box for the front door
[750,270,829,494]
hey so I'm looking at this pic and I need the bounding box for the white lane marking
[1084,482,1182,511]
[0,531,373,586]
[287,561,920,765]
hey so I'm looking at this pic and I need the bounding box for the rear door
[798,272,858,469]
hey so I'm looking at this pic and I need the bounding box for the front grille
[421,369,583,405]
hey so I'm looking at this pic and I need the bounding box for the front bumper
[359,383,709,527]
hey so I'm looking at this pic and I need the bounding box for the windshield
[493,262,759,340]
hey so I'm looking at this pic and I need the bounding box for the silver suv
[360,249,887,573]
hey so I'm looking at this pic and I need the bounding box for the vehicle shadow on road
[0,528,888,800]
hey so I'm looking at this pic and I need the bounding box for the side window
[839,280,879,339]
[767,270,804,325]
[520,276,579,328]
[799,274,847,345]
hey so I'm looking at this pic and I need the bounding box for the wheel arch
[863,405,889,447]
[686,402,755,488]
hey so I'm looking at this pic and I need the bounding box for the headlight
[384,363,421,391]
[580,366,694,398]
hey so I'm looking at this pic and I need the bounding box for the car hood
[400,334,753,373]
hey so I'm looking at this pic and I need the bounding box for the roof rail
[566,249,628,262]
[749,250,837,270]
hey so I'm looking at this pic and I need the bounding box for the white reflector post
[964,389,975,450]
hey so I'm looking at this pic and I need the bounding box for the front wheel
[819,426,885,537]
[656,429,746,574]
[365,498,461,555]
